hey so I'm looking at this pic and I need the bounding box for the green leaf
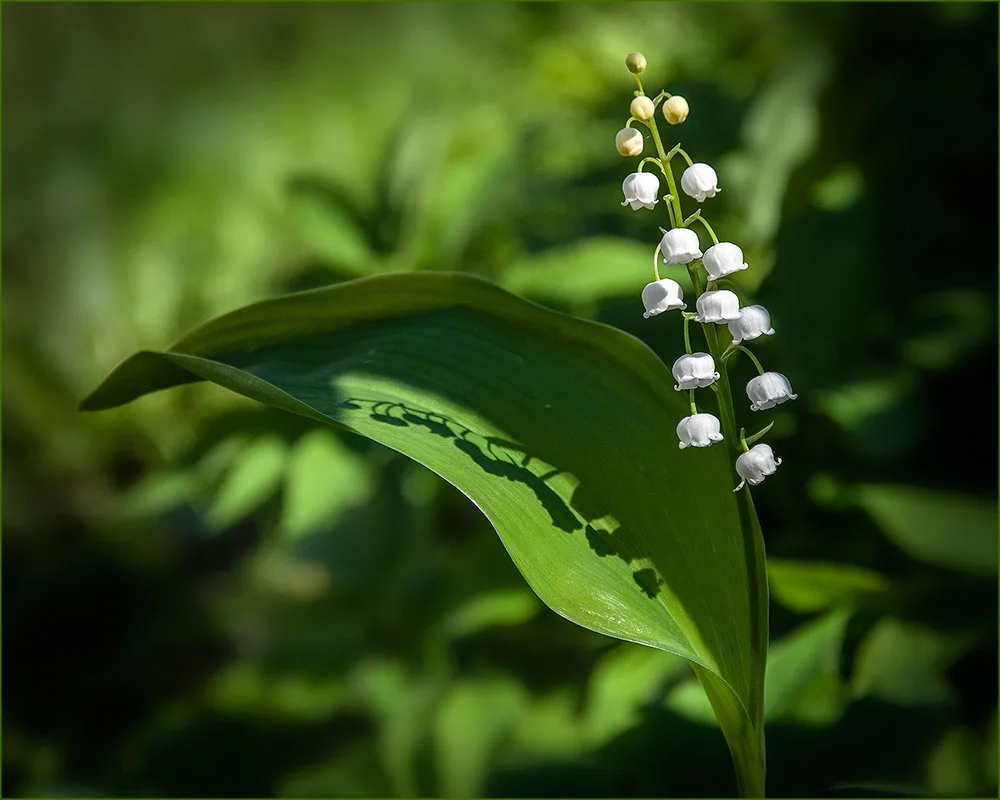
[280,428,374,541]
[500,236,694,308]
[851,618,974,708]
[767,557,888,613]
[432,675,526,797]
[762,610,848,726]
[81,271,767,794]
[433,587,541,640]
[668,611,849,728]
[285,179,379,275]
[207,661,351,721]
[854,484,997,575]
[206,435,288,530]
[509,688,585,760]
[354,658,445,798]
[925,726,992,796]
[583,643,687,747]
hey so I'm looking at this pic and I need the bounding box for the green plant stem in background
[638,72,769,799]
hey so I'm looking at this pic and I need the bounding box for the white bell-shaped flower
[671,353,719,391]
[621,172,660,211]
[694,289,741,324]
[641,279,686,318]
[676,413,724,449]
[702,242,748,281]
[734,444,782,491]
[728,305,775,345]
[660,228,702,265]
[746,372,798,412]
[680,163,721,203]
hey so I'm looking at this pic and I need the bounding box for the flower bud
[680,163,721,203]
[694,289,741,324]
[630,95,655,121]
[702,242,749,281]
[746,372,798,412]
[728,305,775,345]
[621,172,660,210]
[641,279,686,318]
[659,228,702,265]
[671,353,720,391]
[676,413,724,449]
[734,444,782,491]
[615,127,644,157]
[662,95,690,125]
[625,52,647,74]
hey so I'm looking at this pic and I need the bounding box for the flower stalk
[620,55,798,799]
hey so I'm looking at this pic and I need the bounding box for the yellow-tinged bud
[663,95,690,125]
[625,52,647,74]
[630,95,655,121]
[615,127,644,157]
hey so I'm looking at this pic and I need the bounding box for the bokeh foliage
[3,3,997,797]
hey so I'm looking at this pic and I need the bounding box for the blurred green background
[3,3,997,797]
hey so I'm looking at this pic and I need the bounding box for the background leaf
[854,484,997,576]
[666,610,849,727]
[207,435,288,530]
[767,557,888,613]
[850,619,975,708]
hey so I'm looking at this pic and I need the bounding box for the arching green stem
[723,344,766,375]
[739,427,750,453]
[638,156,662,173]
[676,146,695,167]
[692,214,720,245]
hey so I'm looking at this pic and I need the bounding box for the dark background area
[3,3,997,797]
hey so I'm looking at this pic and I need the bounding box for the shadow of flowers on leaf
[340,397,660,600]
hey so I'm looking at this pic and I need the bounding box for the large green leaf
[82,271,767,794]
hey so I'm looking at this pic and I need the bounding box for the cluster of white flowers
[616,55,796,491]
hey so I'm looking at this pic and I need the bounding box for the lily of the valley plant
[81,49,787,800]
[618,50,796,794]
